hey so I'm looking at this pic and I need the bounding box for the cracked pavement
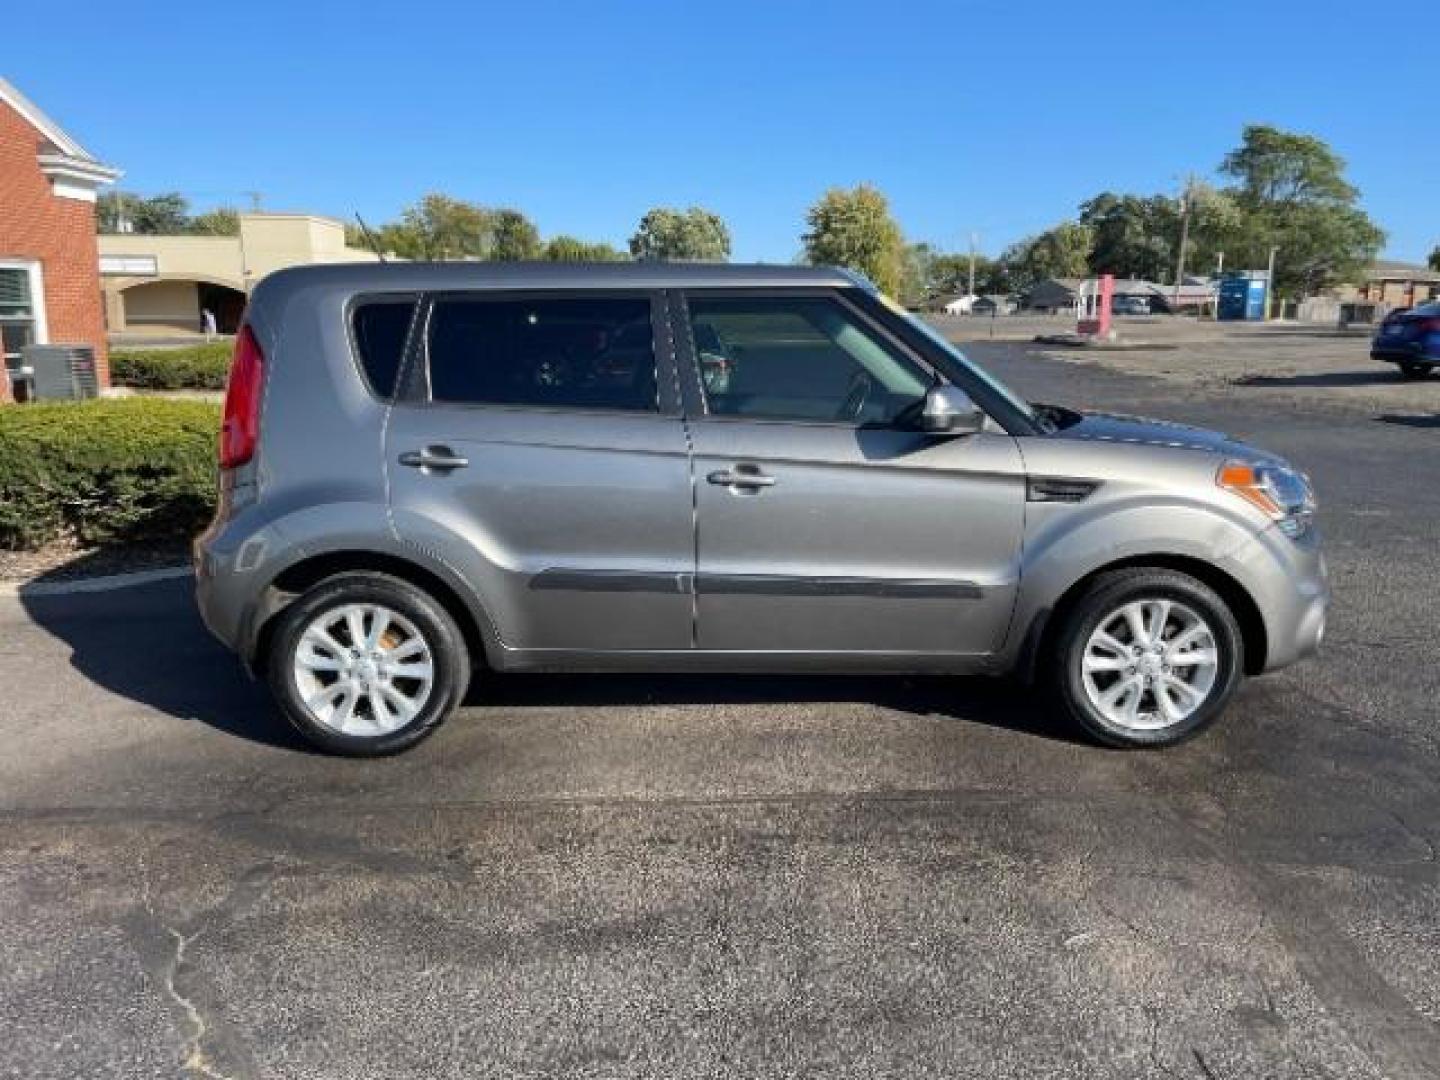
[1,344,1438,1078]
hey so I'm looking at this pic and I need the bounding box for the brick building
[0,77,119,402]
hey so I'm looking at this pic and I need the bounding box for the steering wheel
[836,369,874,421]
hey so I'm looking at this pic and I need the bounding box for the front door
[386,290,694,653]
[678,291,1026,656]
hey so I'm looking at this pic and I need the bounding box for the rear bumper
[1372,344,1437,364]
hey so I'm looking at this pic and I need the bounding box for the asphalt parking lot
[3,336,1439,1079]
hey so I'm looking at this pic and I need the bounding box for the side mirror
[918,384,984,435]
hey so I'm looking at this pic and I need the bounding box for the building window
[0,266,39,376]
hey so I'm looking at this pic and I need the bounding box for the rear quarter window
[352,299,417,398]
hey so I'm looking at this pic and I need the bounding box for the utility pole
[1213,251,1224,320]
[1265,245,1279,320]
[967,231,978,299]
[1172,177,1192,313]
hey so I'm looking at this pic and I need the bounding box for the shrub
[0,398,220,550]
[109,342,234,390]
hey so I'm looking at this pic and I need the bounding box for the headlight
[1217,461,1316,538]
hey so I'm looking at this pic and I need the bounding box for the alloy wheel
[1080,599,1220,732]
[291,603,435,736]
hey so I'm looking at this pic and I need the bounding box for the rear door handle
[706,466,776,489]
[399,445,469,471]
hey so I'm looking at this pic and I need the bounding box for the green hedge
[0,398,221,550]
[109,342,234,390]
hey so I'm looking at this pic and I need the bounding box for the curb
[0,565,192,598]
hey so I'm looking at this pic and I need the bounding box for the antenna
[354,213,387,263]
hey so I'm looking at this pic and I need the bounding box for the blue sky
[10,1,1434,263]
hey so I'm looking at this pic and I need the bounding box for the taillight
[220,324,263,469]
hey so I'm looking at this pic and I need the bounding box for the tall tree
[899,242,937,307]
[389,193,493,260]
[489,209,542,261]
[544,236,627,261]
[629,207,731,261]
[1218,125,1384,294]
[1429,245,1440,273]
[96,191,191,234]
[1001,222,1093,293]
[1080,193,1176,280]
[801,184,905,296]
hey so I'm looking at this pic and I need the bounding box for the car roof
[255,260,863,296]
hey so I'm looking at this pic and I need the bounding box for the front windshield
[874,292,1038,422]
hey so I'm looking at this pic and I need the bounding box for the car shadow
[1376,413,1440,430]
[1232,370,1403,388]
[19,573,313,753]
[470,670,1082,744]
[17,568,1082,752]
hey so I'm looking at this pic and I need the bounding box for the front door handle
[399,445,469,471]
[707,465,776,489]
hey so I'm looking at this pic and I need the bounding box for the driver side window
[686,295,929,424]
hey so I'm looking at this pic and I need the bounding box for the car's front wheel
[1398,360,1433,380]
[1050,568,1244,748]
[267,572,471,756]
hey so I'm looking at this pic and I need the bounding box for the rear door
[385,290,695,653]
[676,289,1026,656]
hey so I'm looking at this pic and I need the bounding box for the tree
[96,191,191,234]
[490,209,542,261]
[1221,125,1358,207]
[1429,245,1440,273]
[1080,193,1176,281]
[895,245,999,306]
[801,184,905,296]
[543,236,627,262]
[629,207,731,261]
[1081,185,1241,283]
[189,207,240,236]
[388,193,493,260]
[899,242,937,307]
[1218,125,1384,294]
[1000,221,1093,293]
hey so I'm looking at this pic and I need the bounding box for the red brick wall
[0,96,109,387]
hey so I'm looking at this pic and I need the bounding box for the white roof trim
[36,152,122,184]
[0,75,106,164]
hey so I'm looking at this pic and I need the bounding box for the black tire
[1049,568,1244,749]
[266,572,471,756]
[1398,361,1433,380]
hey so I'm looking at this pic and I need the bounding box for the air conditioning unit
[22,344,99,401]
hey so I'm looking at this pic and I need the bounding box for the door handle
[707,466,776,489]
[399,446,469,471]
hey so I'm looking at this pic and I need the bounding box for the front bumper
[1230,524,1329,673]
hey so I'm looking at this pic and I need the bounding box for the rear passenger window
[352,300,416,398]
[425,296,657,411]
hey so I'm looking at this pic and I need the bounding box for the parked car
[1112,296,1151,316]
[196,263,1327,755]
[1372,302,1440,379]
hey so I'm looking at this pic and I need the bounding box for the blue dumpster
[1218,273,1268,321]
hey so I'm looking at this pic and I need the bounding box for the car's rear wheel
[267,572,470,756]
[1050,568,1244,748]
[1398,360,1433,380]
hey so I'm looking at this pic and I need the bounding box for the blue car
[1372,301,1440,379]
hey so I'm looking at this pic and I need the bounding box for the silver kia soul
[194,263,1328,755]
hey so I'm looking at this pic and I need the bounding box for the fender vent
[1027,477,1099,503]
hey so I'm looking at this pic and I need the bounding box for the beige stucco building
[99,212,380,335]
